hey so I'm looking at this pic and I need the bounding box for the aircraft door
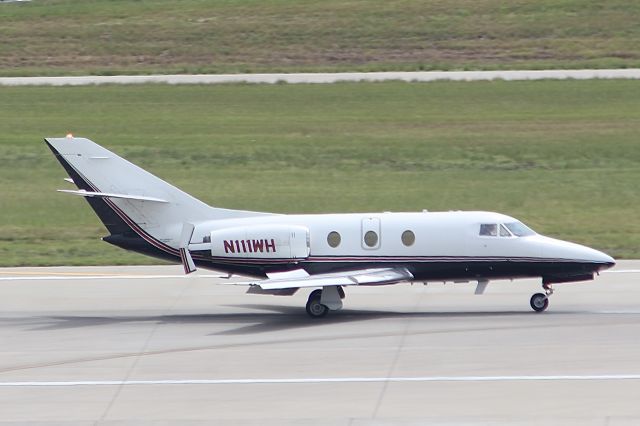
[361,217,381,250]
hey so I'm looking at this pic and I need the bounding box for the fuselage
[167,211,614,283]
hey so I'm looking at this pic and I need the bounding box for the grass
[0,79,638,266]
[2,0,640,76]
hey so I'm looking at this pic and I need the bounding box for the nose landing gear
[530,293,548,312]
[530,283,554,312]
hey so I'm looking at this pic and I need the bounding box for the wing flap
[242,267,413,290]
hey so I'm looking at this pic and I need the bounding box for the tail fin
[45,136,267,257]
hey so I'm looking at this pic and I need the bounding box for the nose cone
[593,250,616,271]
[576,246,616,272]
[539,236,615,271]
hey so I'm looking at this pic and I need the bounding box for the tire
[306,290,329,318]
[530,293,549,312]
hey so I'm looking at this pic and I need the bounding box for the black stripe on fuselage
[189,250,610,281]
[298,259,604,282]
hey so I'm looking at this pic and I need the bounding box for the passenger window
[479,224,498,236]
[499,224,511,237]
[401,230,415,246]
[327,231,341,248]
[364,230,378,247]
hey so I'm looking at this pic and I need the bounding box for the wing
[240,267,413,290]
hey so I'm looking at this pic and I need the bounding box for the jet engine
[209,225,310,259]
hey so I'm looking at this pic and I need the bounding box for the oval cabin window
[364,230,378,247]
[401,230,415,246]
[327,231,341,248]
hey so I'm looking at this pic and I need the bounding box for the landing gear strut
[530,283,554,313]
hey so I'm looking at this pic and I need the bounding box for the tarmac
[0,261,639,425]
[1,69,640,86]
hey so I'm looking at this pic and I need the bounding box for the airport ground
[0,261,639,424]
[3,2,639,423]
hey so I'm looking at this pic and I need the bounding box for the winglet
[179,223,196,274]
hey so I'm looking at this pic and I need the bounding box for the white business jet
[46,136,615,318]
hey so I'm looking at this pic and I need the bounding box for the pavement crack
[97,278,195,421]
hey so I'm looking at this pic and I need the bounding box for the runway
[2,69,640,86]
[1,262,639,425]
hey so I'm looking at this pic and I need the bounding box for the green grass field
[2,0,640,76]
[0,80,638,265]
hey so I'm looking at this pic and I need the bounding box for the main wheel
[530,293,549,312]
[306,290,329,318]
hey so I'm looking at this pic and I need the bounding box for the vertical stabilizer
[45,137,269,254]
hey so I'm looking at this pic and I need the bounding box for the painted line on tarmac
[0,274,226,281]
[0,271,129,277]
[2,374,640,387]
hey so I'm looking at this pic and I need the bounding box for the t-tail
[45,136,268,266]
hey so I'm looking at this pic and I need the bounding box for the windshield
[504,221,536,237]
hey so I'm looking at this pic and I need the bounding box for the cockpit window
[479,224,498,236]
[480,222,534,237]
[505,221,536,237]
[499,224,512,237]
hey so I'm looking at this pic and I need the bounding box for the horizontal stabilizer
[240,267,413,290]
[57,189,169,203]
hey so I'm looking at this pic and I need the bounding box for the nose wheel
[530,293,549,312]
[530,283,553,313]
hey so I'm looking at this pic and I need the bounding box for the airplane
[45,136,615,318]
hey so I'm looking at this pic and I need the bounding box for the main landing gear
[305,286,345,318]
[306,289,328,318]
[530,283,554,313]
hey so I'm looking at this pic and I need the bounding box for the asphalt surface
[2,69,640,86]
[0,261,639,425]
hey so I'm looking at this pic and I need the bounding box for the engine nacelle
[210,225,310,259]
